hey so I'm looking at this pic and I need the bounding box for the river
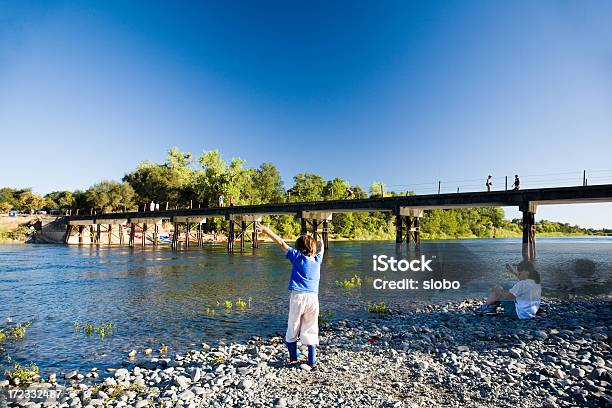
[0,237,610,377]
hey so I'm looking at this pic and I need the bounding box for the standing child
[256,223,324,368]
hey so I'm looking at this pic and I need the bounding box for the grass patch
[235,298,247,310]
[4,362,39,384]
[8,322,30,339]
[74,321,114,338]
[367,300,389,314]
[335,274,362,289]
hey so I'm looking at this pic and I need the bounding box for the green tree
[0,202,13,213]
[44,191,75,210]
[85,181,136,213]
[289,173,325,202]
[369,181,386,198]
[323,178,349,200]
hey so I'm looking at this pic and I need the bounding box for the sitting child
[479,260,541,319]
[256,223,324,368]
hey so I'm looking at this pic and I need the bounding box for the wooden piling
[322,219,329,249]
[185,222,190,248]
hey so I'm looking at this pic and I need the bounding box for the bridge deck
[68,184,612,222]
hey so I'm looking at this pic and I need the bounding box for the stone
[144,348,153,355]
[0,380,9,387]
[178,389,195,401]
[300,364,312,371]
[273,397,288,407]
[65,370,79,380]
[175,375,191,389]
[238,379,254,390]
[128,350,137,358]
[114,368,129,378]
[190,368,202,383]
[457,346,469,353]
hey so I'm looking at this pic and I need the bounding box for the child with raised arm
[479,260,541,319]
[256,223,324,369]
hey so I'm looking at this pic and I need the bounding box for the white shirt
[509,279,541,319]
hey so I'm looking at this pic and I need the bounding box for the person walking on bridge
[149,201,155,212]
[512,175,520,191]
[346,187,353,199]
[218,194,225,207]
[486,175,493,192]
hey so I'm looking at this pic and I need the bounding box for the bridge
[65,184,612,259]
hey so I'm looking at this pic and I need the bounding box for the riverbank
[1,296,609,407]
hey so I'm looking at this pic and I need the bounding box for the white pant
[286,291,319,345]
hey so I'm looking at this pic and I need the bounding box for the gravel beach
[1,296,610,407]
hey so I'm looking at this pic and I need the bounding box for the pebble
[2,296,609,408]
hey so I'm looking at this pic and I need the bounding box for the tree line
[1,148,607,239]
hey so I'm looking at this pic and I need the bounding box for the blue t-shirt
[285,247,322,294]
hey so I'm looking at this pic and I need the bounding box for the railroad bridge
[65,184,612,259]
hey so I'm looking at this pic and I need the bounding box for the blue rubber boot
[308,345,317,367]
[286,341,298,361]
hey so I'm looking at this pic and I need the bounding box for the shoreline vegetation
[1,148,610,245]
[0,296,609,407]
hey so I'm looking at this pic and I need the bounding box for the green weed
[335,274,362,289]
[4,362,39,385]
[367,300,388,314]
[235,298,247,309]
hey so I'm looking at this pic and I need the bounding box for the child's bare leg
[485,285,505,305]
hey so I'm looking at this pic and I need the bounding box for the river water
[0,238,610,376]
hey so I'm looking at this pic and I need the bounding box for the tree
[289,173,325,202]
[85,181,136,213]
[44,191,75,210]
[369,181,386,198]
[18,190,45,211]
[124,148,195,206]
[323,178,349,200]
[251,163,285,203]
[0,202,12,213]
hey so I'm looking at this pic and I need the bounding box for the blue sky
[1,1,611,227]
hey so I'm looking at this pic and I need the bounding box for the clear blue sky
[1,1,611,227]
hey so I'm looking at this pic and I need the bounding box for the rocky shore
[1,296,610,407]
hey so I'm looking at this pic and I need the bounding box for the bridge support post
[129,223,135,247]
[398,208,423,250]
[89,225,95,244]
[142,224,148,247]
[395,215,404,244]
[152,223,158,247]
[119,224,124,246]
[185,222,190,249]
[171,223,178,250]
[322,219,329,249]
[108,224,113,246]
[413,217,421,249]
[241,220,247,250]
[78,225,84,245]
[520,202,537,261]
[300,212,332,249]
[312,219,318,240]
[228,220,235,252]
